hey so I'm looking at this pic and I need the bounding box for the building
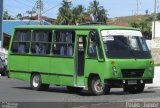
[152,21,160,39]
[151,21,160,65]
[3,20,51,36]
[22,16,56,24]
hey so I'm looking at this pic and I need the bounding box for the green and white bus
[8,25,154,95]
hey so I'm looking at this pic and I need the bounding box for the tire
[1,67,7,76]
[30,73,49,91]
[1,71,6,76]
[88,76,110,96]
[123,85,128,92]
[124,83,145,94]
[67,86,83,93]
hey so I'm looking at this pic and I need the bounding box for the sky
[4,0,160,19]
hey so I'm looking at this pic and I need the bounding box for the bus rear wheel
[1,67,8,76]
[1,71,7,76]
[30,73,49,91]
[89,76,110,96]
[123,83,145,94]
[67,86,83,93]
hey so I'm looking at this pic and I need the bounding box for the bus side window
[87,31,104,59]
[52,31,75,56]
[31,31,52,55]
[87,31,97,58]
[11,30,31,54]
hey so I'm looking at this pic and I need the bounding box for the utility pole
[0,0,3,48]
[153,0,157,39]
[157,0,159,13]
[37,0,43,25]
[136,0,139,16]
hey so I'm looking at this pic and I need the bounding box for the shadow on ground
[12,86,156,97]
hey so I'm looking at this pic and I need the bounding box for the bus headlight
[149,67,153,72]
[112,66,117,71]
[112,66,117,76]
[148,67,154,76]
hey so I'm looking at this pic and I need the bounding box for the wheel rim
[94,79,104,93]
[33,75,40,87]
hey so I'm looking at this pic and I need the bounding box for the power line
[74,0,78,5]
[42,4,61,14]
[26,0,36,3]
[42,0,62,15]
[14,0,34,8]
[4,9,18,16]
[3,9,18,19]
[157,0,160,13]
[136,0,139,16]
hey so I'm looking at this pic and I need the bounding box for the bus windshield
[101,30,151,59]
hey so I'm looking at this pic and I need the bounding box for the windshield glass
[101,30,151,59]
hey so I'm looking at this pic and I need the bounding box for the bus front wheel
[123,83,145,94]
[89,76,110,96]
[30,73,49,91]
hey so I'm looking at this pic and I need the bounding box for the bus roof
[14,25,140,31]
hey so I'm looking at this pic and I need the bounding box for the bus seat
[18,44,26,53]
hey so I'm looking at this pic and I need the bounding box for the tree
[55,0,72,25]
[97,8,107,23]
[130,21,152,39]
[56,0,108,25]
[145,10,149,15]
[16,13,23,20]
[3,11,12,20]
[69,5,87,25]
[26,10,36,17]
[157,13,160,20]
[88,0,107,23]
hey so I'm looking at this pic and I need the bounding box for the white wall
[147,67,160,87]
[152,21,160,38]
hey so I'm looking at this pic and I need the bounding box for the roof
[14,25,140,31]
[3,20,51,36]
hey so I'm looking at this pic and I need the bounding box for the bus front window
[101,30,151,59]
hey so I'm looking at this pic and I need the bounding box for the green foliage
[88,0,107,23]
[16,13,23,20]
[130,20,152,39]
[56,0,108,25]
[3,11,13,20]
[55,0,72,25]
[69,5,87,25]
[157,13,160,20]
[131,13,160,39]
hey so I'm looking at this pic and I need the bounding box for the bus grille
[121,69,144,78]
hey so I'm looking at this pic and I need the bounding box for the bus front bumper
[104,79,153,87]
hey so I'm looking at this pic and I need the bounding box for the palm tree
[56,0,72,25]
[88,0,107,23]
[70,5,86,25]
[3,11,12,20]
[16,13,23,20]
[97,8,107,23]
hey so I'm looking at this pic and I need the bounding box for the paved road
[0,77,160,108]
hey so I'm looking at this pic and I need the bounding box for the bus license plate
[128,80,137,84]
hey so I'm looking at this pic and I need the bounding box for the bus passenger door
[75,36,87,87]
